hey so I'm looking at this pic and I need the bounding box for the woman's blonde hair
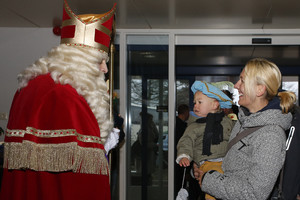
[244,58,296,113]
[18,44,113,142]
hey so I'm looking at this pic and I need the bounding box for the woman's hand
[193,163,205,187]
[179,157,190,167]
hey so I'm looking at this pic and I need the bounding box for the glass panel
[126,35,169,200]
[176,45,300,77]
[176,80,190,107]
[282,76,299,105]
[176,45,300,67]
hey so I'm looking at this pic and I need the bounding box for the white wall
[0,27,60,141]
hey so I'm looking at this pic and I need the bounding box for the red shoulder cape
[0,74,111,200]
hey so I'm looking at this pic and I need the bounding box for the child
[176,80,235,200]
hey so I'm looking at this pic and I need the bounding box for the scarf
[196,112,225,156]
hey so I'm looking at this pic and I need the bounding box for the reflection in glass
[126,36,169,200]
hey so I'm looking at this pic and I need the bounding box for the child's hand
[179,157,190,167]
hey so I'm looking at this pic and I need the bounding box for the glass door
[126,35,169,200]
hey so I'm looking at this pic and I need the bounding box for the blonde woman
[194,58,296,200]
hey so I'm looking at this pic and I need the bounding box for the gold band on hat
[60,0,116,54]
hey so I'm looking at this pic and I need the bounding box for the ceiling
[2,0,300,29]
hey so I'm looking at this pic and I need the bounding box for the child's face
[193,91,218,117]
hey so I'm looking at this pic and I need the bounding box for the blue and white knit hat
[191,81,233,109]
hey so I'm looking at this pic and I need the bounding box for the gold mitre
[60,0,116,54]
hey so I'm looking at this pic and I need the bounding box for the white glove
[104,128,120,155]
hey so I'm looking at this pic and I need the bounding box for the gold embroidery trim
[203,82,233,104]
[6,127,104,144]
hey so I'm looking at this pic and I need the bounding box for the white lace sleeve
[104,128,120,155]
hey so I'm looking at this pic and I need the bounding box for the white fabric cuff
[176,154,191,164]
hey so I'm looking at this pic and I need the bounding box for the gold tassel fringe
[3,141,109,175]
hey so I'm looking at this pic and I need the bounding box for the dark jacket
[282,106,300,199]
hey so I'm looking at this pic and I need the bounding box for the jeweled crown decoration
[60,0,116,54]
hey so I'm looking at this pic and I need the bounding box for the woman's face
[99,59,108,74]
[234,69,252,109]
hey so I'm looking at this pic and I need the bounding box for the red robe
[0,74,111,200]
